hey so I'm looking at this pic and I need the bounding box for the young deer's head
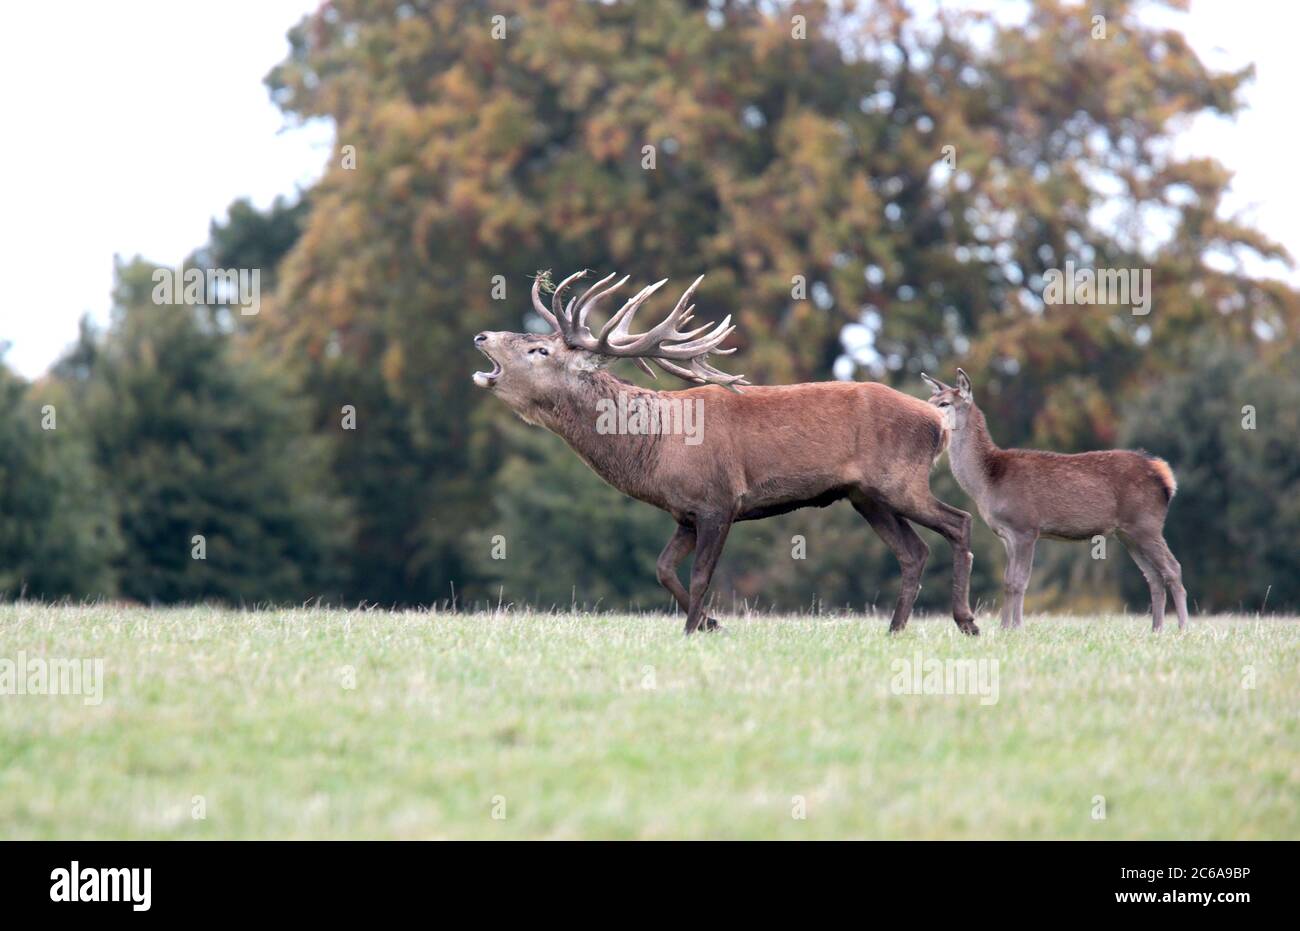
[921,369,974,432]
[473,270,747,420]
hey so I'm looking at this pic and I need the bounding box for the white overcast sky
[0,0,1295,379]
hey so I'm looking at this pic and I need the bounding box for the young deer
[473,270,979,635]
[921,369,1188,631]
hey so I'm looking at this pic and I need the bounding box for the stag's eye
[937,401,951,407]
[528,346,549,357]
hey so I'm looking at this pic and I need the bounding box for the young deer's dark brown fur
[923,369,1188,631]
[473,270,979,635]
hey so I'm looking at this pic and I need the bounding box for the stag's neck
[532,372,669,506]
[948,405,1001,501]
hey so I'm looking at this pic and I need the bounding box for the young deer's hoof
[957,619,980,637]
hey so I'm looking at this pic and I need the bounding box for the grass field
[0,604,1296,839]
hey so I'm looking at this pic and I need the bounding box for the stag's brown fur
[925,369,1188,631]
[475,323,978,635]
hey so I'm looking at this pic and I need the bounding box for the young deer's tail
[1145,455,1177,503]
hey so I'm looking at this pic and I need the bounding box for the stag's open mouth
[473,347,502,388]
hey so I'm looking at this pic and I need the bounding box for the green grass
[0,604,1296,839]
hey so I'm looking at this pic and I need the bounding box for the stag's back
[660,381,946,503]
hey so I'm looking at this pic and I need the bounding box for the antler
[531,270,749,389]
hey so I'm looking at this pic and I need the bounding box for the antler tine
[655,316,735,358]
[653,356,750,388]
[550,269,590,319]
[598,279,669,346]
[543,270,747,390]
[652,357,703,382]
[574,273,626,332]
[657,303,719,345]
[692,357,750,386]
[531,274,562,333]
[603,276,702,352]
[667,275,703,321]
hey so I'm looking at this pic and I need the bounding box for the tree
[1121,342,1300,612]
[258,0,1298,609]
[0,361,119,600]
[65,258,352,604]
[192,195,311,333]
[473,422,673,610]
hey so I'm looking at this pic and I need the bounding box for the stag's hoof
[957,620,980,637]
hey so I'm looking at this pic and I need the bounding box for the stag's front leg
[684,518,732,635]
[656,524,721,631]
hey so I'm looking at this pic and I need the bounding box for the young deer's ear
[920,373,945,397]
[956,368,972,399]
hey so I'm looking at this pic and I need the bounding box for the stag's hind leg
[850,494,929,633]
[657,524,721,632]
[890,489,978,636]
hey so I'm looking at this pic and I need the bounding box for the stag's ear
[956,368,972,399]
[920,373,945,397]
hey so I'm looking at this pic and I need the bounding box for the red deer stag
[473,270,978,635]
[922,369,1188,631]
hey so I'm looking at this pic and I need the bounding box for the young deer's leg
[893,490,978,636]
[1118,532,1166,630]
[850,495,929,633]
[1004,532,1037,629]
[656,524,721,631]
[684,518,732,635]
[995,532,1015,629]
[1146,536,1189,631]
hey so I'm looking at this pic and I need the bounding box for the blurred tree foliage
[0,361,119,599]
[1120,342,1300,612]
[49,259,352,604]
[252,0,1295,612]
[5,0,1297,613]
[193,194,311,333]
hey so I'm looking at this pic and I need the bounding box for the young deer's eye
[937,400,951,407]
[528,347,549,357]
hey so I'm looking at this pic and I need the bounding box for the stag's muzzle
[472,332,502,388]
